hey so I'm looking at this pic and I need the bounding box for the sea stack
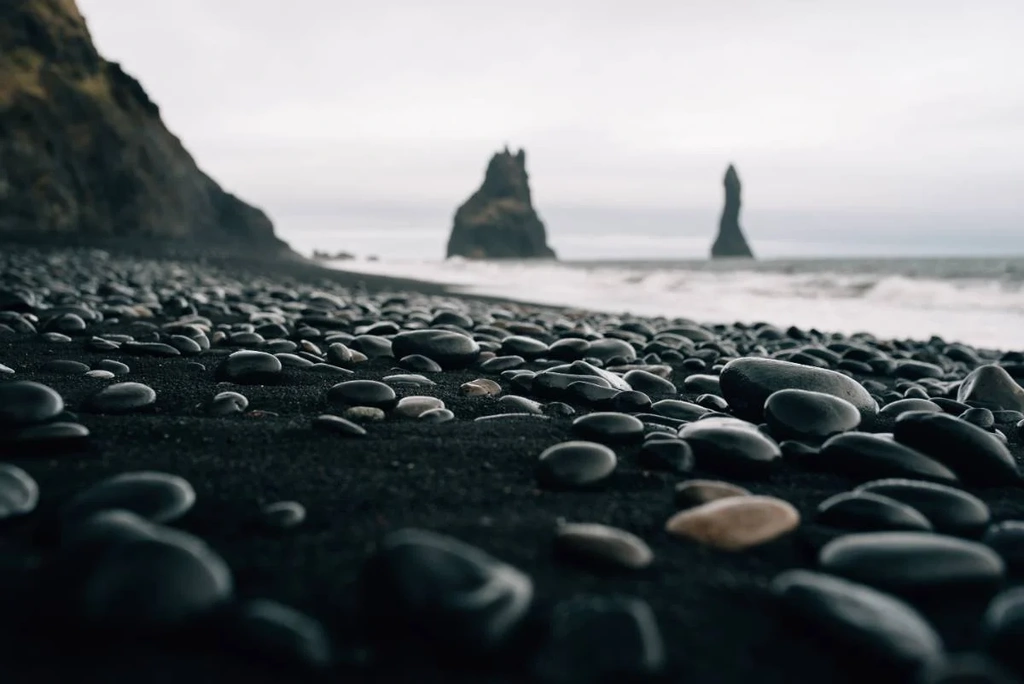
[710,164,754,259]
[445,147,556,260]
[0,0,287,253]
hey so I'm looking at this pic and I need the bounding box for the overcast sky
[77,0,1024,257]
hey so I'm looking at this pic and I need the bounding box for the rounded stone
[855,478,990,538]
[262,501,306,530]
[554,522,654,570]
[85,382,157,414]
[893,411,1020,486]
[651,399,710,421]
[665,495,800,551]
[393,396,445,418]
[390,330,481,370]
[61,471,197,526]
[312,414,368,436]
[958,365,1024,413]
[678,417,782,478]
[637,438,694,473]
[623,369,677,396]
[817,432,958,484]
[771,569,943,674]
[982,521,1024,573]
[208,391,249,416]
[12,421,90,447]
[719,357,878,422]
[460,378,502,397]
[222,599,333,670]
[816,491,933,532]
[537,441,617,489]
[0,463,39,520]
[419,407,455,423]
[40,359,90,375]
[80,528,234,628]
[982,587,1024,676]
[0,381,64,427]
[764,388,861,442]
[571,412,644,444]
[215,351,283,384]
[879,398,943,418]
[327,380,398,410]
[819,531,1005,594]
[357,528,533,654]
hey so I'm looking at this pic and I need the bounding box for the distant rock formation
[710,164,754,259]
[446,147,556,260]
[0,0,288,253]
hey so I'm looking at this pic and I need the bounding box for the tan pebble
[342,406,386,422]
[665,495,800,551]
[478,351,497,362]
[556,522,654,570]
[211,331,228,345]
[300,340,323,356]
[349,350,369,363]
[674,479,751,508]
[460,378,501,397]
[393,396,445,418]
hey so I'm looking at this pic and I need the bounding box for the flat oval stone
[651,399,710,421]
[0,462,39,520]
[0,381,64,426]
[342,406,386,422]
[587,338,638,363]
[208,391,248,416]
[93,359,130,376]
[460,378,501,396]
[215,351,283,384]
[771,569,943,673]
[393,396,445,418]
[637,438,694,473]
[819,531,1005,594]
[398,354,444,373]
[817,432,958,483]
[312,414,368,436]
[40,359,90,375]
[497,395,543,414]
[764,389,861,442]
[611,390,653,413]
[222,599,332,670]
[571,411,643,444]
[62,471,196,526]
[959,365,1024,412]
[678,417,782,477]
[537,441,617,489]
[880,398,943,418]
[532,595,664,683]
[623,369,676,396]
[262,501,306,529]
[12,421,90,448]
[855,478,990,537]
[816,491,933,532]
[81,528,233,628]
[480,355,526,373]
[893,411,1020,485]
[85,370,115,379]
[500,335,549,359]
[327,380,398,410]
[555,522,654,570]
[674,479,750,508]
[85,382,156,414]
[383,373,436,388]
[390,330,481,369]
[665,495,800,551]
[358,528,533,654]
[961,407,995,430]
[720,357,878,422]
[419,407,455,423]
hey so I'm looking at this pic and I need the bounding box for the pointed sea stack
[445,147,556,260]
[710,164,754,259]
[0,0,288,253]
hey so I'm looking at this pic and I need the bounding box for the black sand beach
[1,244,1024,684]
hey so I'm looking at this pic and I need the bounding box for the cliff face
[0,0,288,252]
[710,164,754,259]
[446,147,556,260]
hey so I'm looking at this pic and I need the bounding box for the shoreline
[0,242,1022,683]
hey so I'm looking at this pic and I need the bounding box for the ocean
[303,254,1024,351]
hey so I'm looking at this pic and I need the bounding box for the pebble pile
[1,247,1024,683]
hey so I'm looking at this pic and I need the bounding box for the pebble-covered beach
[2,245,1024,684]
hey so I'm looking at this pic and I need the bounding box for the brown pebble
[555,522,654,570]
[674,479,751,508]
[665,495,800,551]
[460,378,502,397]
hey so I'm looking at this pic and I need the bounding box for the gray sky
[78,0,1024,257]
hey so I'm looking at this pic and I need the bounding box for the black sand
[0,245,1022,684]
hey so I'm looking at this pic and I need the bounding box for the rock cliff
[710,164,754,259]
[0,0,288,253]
[446,147,556,260]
